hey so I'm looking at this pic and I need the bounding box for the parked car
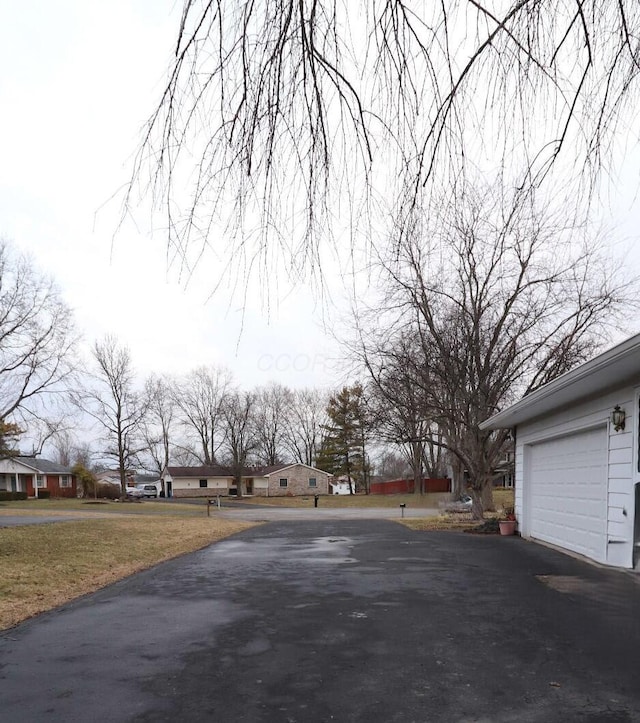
[125,486,144,499]
[138,484,158,498]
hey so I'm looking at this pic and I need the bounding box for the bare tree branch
[127,2,640,286]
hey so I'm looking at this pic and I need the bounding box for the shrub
[37,490,51,499]
[0,491,28,501]
[96,483,120,500]
[466,518,500,534]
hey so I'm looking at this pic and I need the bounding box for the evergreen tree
[0,420,22,459]
[317,385,368,494]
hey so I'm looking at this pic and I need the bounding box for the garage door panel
[529,426,607,562]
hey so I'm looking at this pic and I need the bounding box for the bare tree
[49,428,76,466]
[253,383,293,466]
[173,366,233,465]
[50,433,95,469]
[78,336,149,497]
[282,388,328,467]
[366,340,446,494]
[129,3,640,281]
[142,374,176,477]
[220,390,258,498]
[354,181,634,517]
[0,239,77,436]
[170,446,201,467]
[372,450,412,482]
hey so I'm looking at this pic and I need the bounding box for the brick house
[162,463,330,498]
[0,456,77,498]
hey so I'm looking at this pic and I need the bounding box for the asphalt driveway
[2,520,640,722]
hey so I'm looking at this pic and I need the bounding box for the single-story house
[95,469,136,488]
[0,456,77,498]
[162,463,330,498]
[481,331,640,570]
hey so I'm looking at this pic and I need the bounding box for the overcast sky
[2,2,640,395]
[0,1,344,391]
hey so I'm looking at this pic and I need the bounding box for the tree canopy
[0,239,77,436]
[353,181,633,515]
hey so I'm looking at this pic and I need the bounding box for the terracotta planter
[499,520,517,536]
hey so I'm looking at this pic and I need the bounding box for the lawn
[0,497,207,517]
[232,492,452,508]
[0,512,255,631]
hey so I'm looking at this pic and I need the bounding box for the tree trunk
[411,442,423,494]
[119,463,127,499]
[481,480,495,512]
[470,492,484,520]
[450,457,465,498]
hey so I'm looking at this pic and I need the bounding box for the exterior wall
[170,475,232,498]
[267,465,329,496]
[370,478,451,495]
[515,384,635,568]
[25,473,77,498]
[0,461,77,497]
[252,479,269,497]
[165,467,330,497]
[46,473,77,498]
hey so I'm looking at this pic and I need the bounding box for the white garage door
[529,426,608,563]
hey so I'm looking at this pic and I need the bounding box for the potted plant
[498,508,517,536]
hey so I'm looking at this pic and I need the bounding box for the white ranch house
[162,463,330,498]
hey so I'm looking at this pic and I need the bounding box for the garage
[528,426,608,563]
[480,332,640,569]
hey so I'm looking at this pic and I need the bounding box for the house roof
[166,465,234,478]
[15,457,73,475]
[254,463,329,476]
[165,462,329,478]
[134,473,160,484]
[480,332,640,430]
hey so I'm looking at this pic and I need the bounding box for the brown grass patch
[398,504,509,532]
[493,488,514,509]
[0,498,207,517]
[0,516,255,631]
[399,513,477,532]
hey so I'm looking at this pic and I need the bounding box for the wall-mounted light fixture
[612,405,626,432]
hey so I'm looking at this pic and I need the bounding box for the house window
[60,475,71,488]
[36,474,46,488]
[279,478,288,488]
[199,479,208,488]
[309,477,317,487]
